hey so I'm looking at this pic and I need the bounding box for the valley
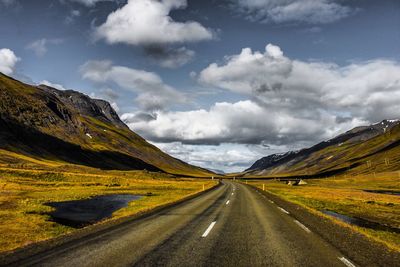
[1,1,399,265]
[0,73,399,265]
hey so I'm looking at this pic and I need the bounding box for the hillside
[245,120,400,177]
[0,73,211,176]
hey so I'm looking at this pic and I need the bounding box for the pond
[46,194,142,228]
[321,210,400,234]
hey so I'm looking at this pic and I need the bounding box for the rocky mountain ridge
[0,73,211,176]
[245,119,400,177]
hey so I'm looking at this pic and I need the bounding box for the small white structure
[298,179,308,185]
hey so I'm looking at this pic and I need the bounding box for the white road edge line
[226,200,230,205]
[278,207,290,214]
[231,193,234,195]
[294,220,311,233]
[202,221,217,237]
[338,256,356,267]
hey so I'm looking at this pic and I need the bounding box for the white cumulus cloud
[0,48,20,75]
[95,0,214,46]
[80,60,187,111]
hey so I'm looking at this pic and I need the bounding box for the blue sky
[1,0,399,172]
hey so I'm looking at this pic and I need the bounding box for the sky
[0,0,399,173]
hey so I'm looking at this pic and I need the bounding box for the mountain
[207,168,225,175]
[0,73,211,176]
[245,119,400,177]
[246,151,299,172]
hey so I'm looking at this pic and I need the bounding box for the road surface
[3,181,399,267]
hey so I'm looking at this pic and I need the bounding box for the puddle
[363,190,400,196]
[321,210,400,234]
[46,194,142,228]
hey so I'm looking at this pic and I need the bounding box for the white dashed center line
[338,256,356,267]
[278,207,290,214]
[294,220,311,233]
[226,200,230,205]
[202,221,217,237]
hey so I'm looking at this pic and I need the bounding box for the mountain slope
[245,120,400,177]
[0,73,211,176]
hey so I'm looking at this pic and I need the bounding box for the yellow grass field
[0,166,217,253]
[246,172,400,251]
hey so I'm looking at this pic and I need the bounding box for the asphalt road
[3,181,398,267]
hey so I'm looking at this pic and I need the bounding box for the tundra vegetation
[247,172,400,251]
[0,154,216,253]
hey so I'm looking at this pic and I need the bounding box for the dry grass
[0,166,216,253]
[246,172,400,250]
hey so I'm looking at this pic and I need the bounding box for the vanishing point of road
[3,181,400,267]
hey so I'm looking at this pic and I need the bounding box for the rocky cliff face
[245,151,299,172]
[38,85,127,129]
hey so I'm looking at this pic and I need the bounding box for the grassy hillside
[244,120,400,178]
[0,73,211,177]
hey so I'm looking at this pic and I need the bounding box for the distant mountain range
[0,73,211,177]
[245,119,400,177]
[207,168,225,175]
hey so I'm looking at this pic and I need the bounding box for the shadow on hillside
[0,118,161,171]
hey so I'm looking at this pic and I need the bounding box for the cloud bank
[152,142,272,173]
[123,43,400,150]
[230,0,354,24]
[199,44,400,122]
[123,100,364,147]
